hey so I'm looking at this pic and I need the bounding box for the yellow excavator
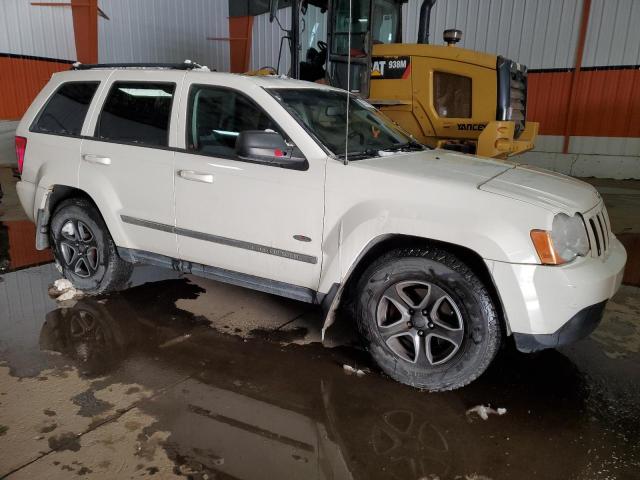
[264,0,538,158]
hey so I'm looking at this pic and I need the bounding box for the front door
[79,71,183,259]
[173,80,325,295]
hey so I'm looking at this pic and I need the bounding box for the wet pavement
[1,168,640,479]
[0,255,639,479]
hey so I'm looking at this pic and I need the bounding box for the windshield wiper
[381,140,425,152]
[337,148,380,160]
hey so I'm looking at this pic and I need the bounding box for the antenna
[344,0,352,166]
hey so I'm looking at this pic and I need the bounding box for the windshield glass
[270,88,423,158]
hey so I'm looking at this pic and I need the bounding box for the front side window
[32,82,99,136]
[187,85,280,157]
[95,82,175,146]
[271,88,423,159]
[433,72,472,118]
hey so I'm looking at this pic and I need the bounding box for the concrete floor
[1,167,640,479]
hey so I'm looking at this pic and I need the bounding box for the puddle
[0,263,639,479]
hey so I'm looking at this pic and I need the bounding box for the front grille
[496,57,528,138]
[586,205,611,258]
[508,65,527,137]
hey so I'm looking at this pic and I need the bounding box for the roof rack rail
[71,60,208,71]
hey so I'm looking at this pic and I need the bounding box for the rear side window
[32,82,99,136]
[95,82,175,147]
[187,85,280,157]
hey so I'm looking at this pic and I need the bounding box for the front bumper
[512,300,607,352]
[489,237,626,349]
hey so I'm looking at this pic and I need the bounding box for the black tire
[355,246,501,391]
[50,198,133,294]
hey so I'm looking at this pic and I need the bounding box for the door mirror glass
[236,131,308,170]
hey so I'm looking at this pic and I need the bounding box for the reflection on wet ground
[1,261,639,479]
[0,221,52,273]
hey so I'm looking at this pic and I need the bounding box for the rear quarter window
[95,82,175,147]
[31,82,100,136]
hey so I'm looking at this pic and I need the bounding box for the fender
[33,182,129,252]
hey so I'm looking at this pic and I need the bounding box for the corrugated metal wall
[402,0,583,69]
[250,8,292,72]
[582,0,640,68]
[98,0,230,72]
[0,0,76,61]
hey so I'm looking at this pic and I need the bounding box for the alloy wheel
[59,219,99,278]
[376,281,465,365]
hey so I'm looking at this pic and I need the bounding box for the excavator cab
[326,0,404,96]
[274,0,404,94]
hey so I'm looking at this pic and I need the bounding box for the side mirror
[236,131,308,170]
[269,0,279,23]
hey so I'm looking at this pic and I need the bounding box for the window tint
[187,86,280,157]
[433,72,472,118]
[96,82,175,146]
[33,82,99,135]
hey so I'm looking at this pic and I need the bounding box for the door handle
[177,170,214,184]
[82,154,111,165]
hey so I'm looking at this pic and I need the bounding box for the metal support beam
[562,0,591,154]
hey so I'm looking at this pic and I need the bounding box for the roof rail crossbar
[71,60,207,71]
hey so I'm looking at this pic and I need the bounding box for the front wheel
[50,198,133,294]
[355,247,501,391]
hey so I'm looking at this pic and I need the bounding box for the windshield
[270,88,423,158]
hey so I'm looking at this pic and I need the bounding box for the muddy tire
[355,246,501,391]
[50,198,133,294]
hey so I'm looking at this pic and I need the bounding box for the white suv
[15,63,626,390]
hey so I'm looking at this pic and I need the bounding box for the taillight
[15,136,27,173]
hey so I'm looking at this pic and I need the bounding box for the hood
[360,149,514,185]
[479,164,601,213]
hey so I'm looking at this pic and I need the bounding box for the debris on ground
[48,279,83,302]
[343,364,367,377]
[466,405,507,421]
[159,334,192,348]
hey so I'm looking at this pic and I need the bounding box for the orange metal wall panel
[228,16,254,73]
[571,69,640,137]
[0,56,70,120]
[70,0,98,64]
[527,68,640,137]
[7,221,52,270]
[527,71,573,136]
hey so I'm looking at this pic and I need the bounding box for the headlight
[530,213,590,265]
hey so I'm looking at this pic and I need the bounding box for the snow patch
[48,279,83,302]
[466,405,507,421]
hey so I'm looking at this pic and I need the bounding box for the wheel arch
[321,233,510,339]
[36,185,105,250]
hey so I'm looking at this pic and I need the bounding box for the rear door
[79,70,184,258]
[24,75,104,196]
[172,77,326,295]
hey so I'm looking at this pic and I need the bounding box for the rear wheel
[50,198,133,294]
[356,247,501,391]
